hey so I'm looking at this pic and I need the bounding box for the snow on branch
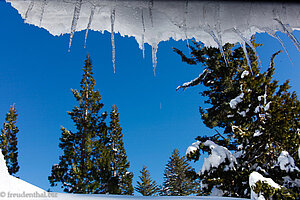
[176,69,209,91]
[249,172,281,200]
[200,140,237,174]
[277,151,300,173]
[186,141,201,156]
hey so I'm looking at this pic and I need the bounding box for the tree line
[0,55,200,196]
[1,40,299,198]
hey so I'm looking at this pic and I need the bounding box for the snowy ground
[0,150,248,200]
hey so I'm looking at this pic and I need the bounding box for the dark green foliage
[0,104,19,175]
[49,56,109,193]
[161,149,200,196]
[175,42,300,198]
[49,56,132,194]
[135,165,159,196]
[253,180,296,200]
[107,105,133,195]
[49,55,109,193]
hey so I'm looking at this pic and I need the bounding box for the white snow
[176,69,209,91]
[277,151,300,173]
[6,0,300,71]
[200,140,237,174]
[264,102,271,111]
[186,141,201,156]
[249,172,281,200]
[241,71,249,79]
[253,130,262,137]
[0,150,9,176]
[298,147,300,160]
[0,150,46,197]
[0,150,249,200]
[229,93,244,109]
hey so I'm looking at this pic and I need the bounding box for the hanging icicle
[152,44,158,76]
[275,18,300,54]
[68,0,83,52]
[233,28,262,67]
[25,0,34,19]
[184,0,191,54]
[111,8,116,73]
[39,0,47,27]
[267,30,293,65]
[149,0,154,27]
[141,9,146,59]
[239,41,253,74]
[84,5,95,48]
[206,28,229,68]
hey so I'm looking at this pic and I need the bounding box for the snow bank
[201,141,237,174]
[249,172,280,200]
[0,150,46,199]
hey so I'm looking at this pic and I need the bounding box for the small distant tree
[107,105,133,195]
[135,165,160,196]
[0,104,20,175]
[161,149,200,196]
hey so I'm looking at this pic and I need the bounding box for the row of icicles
[25,0,300,75]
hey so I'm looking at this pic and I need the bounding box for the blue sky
[1,1,300,193]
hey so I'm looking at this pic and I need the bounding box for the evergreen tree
[161,149,200,196]
[48,55,109,193]
[175,42,299,198]
[0,104,19,175]
[107,105,133,195]
[135,165,159,196]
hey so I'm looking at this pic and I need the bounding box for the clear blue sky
[1,1,300,193]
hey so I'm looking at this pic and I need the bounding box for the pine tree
[107,105,133,195]
[161,149,200,196]
[0,104,19,175]
[48,55,109,193]
[135,165,159,196]
[175,42,300,198]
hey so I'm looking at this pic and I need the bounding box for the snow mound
[0,150,46,198]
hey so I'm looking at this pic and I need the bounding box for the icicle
[25,1,34,19]
[267,30,293,65]
[233,28,262,67]
[152,44,158,76]
[275,18,300,53]
[149,0,154,27]
[84,5,95,48]
[239,41,253,74]
[184,0,190,54]
[141,10,146,58]
[39,0,47,27]
[111,9,116,73]
[68,0,83,52]
[206,29,228,68]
